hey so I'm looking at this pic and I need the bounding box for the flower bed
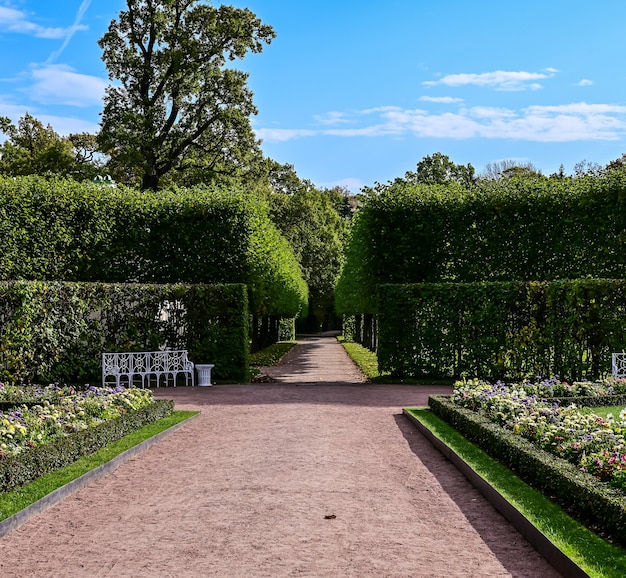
[0,384,173,492]
[429,377,626,545]
[514,376,626,399]
[453,378,626,489]
[0,384,155,458]
[0,383,105,411]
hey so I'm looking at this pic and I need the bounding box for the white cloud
[577,79,594,86]
[465,106,517,119]
[0,99,99,135]
[313,111,351,125]
[525,102,626,115]
[359,105,408,115]
[47,0,91,63]
[0,99,34,118]
[38,113,99,135]
[418,96,463,104]
[29,65,107,107]
[255,101,626,143]
[255,128,316,142]
[0,5,86,39]
[323,126,398,137]
[423,70,555,91]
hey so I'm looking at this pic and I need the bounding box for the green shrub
[0,175,307,326]
[336,173,626,315]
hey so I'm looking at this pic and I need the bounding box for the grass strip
[338,338,380,380]
[250,341,297,367]
[406,408,626,578]
[584,406,625,419]
[338,337,454,384]
[0,410,198,522]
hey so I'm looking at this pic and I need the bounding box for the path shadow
[154,383,453,409]
[260,340,336,378]
[155,334,454,407]
[394,413,562,577]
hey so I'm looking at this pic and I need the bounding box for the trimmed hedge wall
[0,399,174,493]
[377,280,626,381]
[0,176,307,320]
[0,281,249,383]
[428,395,626,547]
[336,173,626,315]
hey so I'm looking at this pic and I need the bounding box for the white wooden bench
[612,352,626,378]
[102,350,195,388]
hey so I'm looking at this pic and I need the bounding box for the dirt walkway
[0,336,560,577]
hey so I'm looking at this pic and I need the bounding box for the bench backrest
[612,353,626,378]
[102,350,192,373]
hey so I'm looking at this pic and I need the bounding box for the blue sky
[2,1,626,191]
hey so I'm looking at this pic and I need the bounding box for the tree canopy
[254,160,351,330]
[97,0,275,191]
[480,159,542,180]
[0,114,100,180]
[391,153,476,187]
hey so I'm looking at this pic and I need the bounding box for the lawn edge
[402,408,589,578]
[0,411,200,538]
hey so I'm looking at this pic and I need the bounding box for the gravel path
[0,336,561,577]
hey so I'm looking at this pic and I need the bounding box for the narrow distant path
[255,332,368,384]
[0,336,560,577]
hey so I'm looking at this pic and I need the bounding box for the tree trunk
[259,315,270,350]
[251,314,260,353]
[270,316,280,344]
[355,314,363,344]
[362,314,377,352]
[142,172,160,192]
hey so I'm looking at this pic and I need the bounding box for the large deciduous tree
[97,0,275,191]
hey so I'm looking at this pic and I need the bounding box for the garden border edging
[402,408,589,578]
[0,412,200,538]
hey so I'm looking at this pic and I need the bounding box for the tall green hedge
[0,281,249,383]
[378,280,626,381]
[0,176,307,319]
[336,172,626,315]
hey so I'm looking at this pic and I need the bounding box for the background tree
[602,153,626,173]
[97,0,275,191]
[67,132,107,181]
[0,114,100,179]
[257,160,351,331]
[0,114,75,177]
[398,152,476,186]
[481,159,542,180]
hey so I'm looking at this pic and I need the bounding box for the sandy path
[0,336,560,577]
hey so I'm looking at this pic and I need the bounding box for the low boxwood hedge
[551,394,626,408]
[0,399,174,493]
[429,394,626,546]
[0,401,39,413]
